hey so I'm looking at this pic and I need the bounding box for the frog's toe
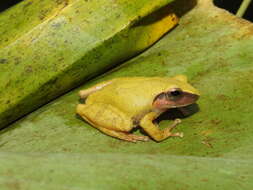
[128,134,150,142]
[170,132,184,138]
[124,138,138,143]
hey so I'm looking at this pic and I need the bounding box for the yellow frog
[76,75,200,142]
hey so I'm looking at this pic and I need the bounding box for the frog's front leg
[140,112,183,142]
[79,79,115,99]
[76,103,149,142]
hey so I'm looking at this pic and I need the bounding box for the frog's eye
[168,88,182,98]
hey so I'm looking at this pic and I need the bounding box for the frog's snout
[178,92,199,107]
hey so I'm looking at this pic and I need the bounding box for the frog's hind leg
[76,103,149,142]
[79,79,115,99]
[98,128,149,143]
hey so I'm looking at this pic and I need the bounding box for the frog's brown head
[152,75,200,109]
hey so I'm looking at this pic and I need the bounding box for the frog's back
[86,77,170,117]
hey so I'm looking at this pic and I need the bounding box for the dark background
[214,0,253,21]
[0,0,252,21]
[0,0,23,12]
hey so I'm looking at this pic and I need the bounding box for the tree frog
[76,75,200,142]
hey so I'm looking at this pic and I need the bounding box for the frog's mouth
[152,91,199,109]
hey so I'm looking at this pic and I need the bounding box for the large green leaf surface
[0,0,176,128]
[1,0,253,189]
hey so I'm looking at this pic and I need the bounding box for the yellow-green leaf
[0,0,177,128]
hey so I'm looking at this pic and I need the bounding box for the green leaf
[1,0,253,189]
[0,0,176,128]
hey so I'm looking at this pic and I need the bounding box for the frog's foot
[140,112,183,142]
[98,127,149,143]
[164,118,183,138]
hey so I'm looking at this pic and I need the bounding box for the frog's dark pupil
[170,90,181,96]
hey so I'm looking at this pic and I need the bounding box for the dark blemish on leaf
[51,22,62,28]
[58,57,64,62]
[5,100,10,104]
[0,59,7,64]
[39,9,49,20]
[210,119,221,125]
[23,1,33,8]
[216,94,229,101]
[5,180,21,190]
[14,57,21,65]
[161,61,166,65]
[5,81,11,88]
[49,77,58,85]
[157,52,162,56]
[201,140,213,148]
[82,19,90,24]
[62,147,71,151]
[55,0,69,5]
[55,0,62,4]
[25,65,33,73]
[121,32,128,38]
[31,37,37,43]
[239,175,246,179]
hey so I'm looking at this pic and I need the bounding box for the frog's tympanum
[76,76,200,142]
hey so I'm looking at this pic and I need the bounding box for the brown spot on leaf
[14,57,21,65]
[23,1,33,8]
[58,57,64,62]
[55,0,69,6]
[0,58,7,64]
[216,94,229,101]
[210,119,221,125]
[25,65,33,73]
[39,9,50,20]
[201,139,213,148]
[5,180,21,190]
[51,22,62,28]
[200,129,213,136]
